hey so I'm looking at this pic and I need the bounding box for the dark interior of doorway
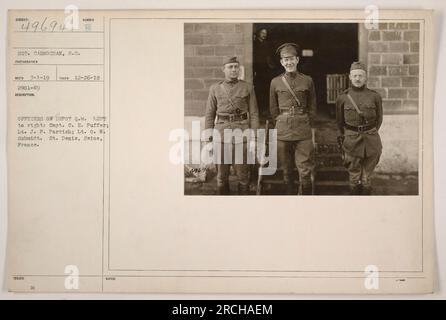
[253,23,359,119]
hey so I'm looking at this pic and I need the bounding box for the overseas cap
[350,61,367,72]
[223,56,239,65]
[276,43,300,58]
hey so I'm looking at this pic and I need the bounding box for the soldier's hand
[337,135,345,146]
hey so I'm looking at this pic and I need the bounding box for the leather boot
[301,182,313,195]
[282,171,295,195]
[237,183,250,195]
[217,183,229,195]
[362,185,372,195]
[349,183,362,195]
[284,183,296,195]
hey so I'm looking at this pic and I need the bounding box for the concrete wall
[376,114,418,173]
[363,22,420,173]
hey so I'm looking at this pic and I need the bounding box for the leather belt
[344,123,376,132]
[279,106,306,115]
[217,112,248,122]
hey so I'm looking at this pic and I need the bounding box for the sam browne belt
[279,106,306,116]
[344,123,376,132]
[217,112,248,122]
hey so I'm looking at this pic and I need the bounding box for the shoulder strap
[281,76,301,106]
[220,83,235,108]
[346,93,363,115]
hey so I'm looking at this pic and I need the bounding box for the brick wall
[367,23,420,114]
[184,23,252,116]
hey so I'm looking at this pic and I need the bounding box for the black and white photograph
[184,22,420,196]
[3,7,438,296]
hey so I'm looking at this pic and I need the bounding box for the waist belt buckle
[358,125,366,133]
[290,106,296,116]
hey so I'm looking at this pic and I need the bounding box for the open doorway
[253,23,359,120]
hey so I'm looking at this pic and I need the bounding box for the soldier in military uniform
[336,61,383,195]
[269,43,317,195]
[253,28,275,120]
[205,56,259,195]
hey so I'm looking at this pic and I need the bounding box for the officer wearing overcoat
[336,61,383,195]
[269,43,317,195]
[205,56,259,195]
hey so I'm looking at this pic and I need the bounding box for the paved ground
[184,172,418,195]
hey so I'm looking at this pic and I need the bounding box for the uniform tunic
[336,86,383,157]
[269,71,317,141]
[205,79,259,139]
